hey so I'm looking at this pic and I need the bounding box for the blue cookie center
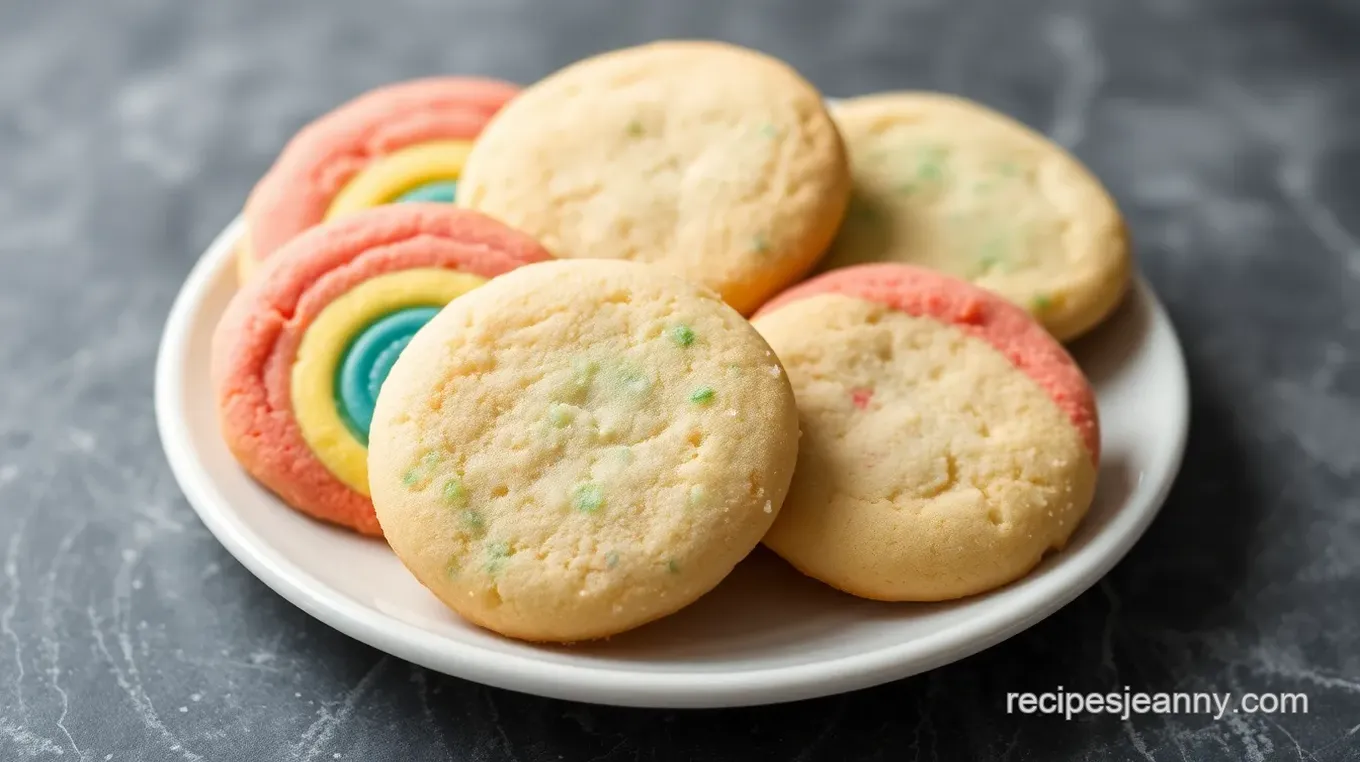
[335,306,442,444]
[395,179,459,204]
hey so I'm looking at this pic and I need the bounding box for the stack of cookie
[211,40,1127,643]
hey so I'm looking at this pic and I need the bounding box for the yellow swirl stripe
[291,268,486,495]
[326,140,473,220]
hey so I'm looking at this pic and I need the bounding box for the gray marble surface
[2,0,1358,759]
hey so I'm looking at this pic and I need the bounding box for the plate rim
[156,216,1190,708]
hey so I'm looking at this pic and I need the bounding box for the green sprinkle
[914,145,948,184]
[760,123,779,139]
[996,161,1021,177]
[484,541,510,574]
[461,509,485,533]
[626,119,644,137]
[611,446,633,464]
[689,386,715,405]
[667,559,681,574]
[445,558,460,578]
[605,551,620,569]
[617,368,651,395]
[895,182,918,196]
[548,403,574,428]
[442,478,467,506]
[402,451,441,488]
[1031,293,1053,311]
[751,234,770,253]
[688,485,706,507]
[670,324,696,347]
[973,180,996,195]
[572,482,604,513]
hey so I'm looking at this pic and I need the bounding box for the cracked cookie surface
[752,264,1099,601]
[456,40,851,315]
[368,260,800,642]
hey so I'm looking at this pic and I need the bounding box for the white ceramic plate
[156,217,1188,708]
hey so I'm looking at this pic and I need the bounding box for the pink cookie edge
[212,205,552,535]
[755,264,1101,462]
[243,76,520,269]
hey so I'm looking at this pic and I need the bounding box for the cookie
[456,41,851,315]
[238,77,519,281]
[212,205,551,535]
[821,92,1130,342]
[367,259,800,642]
[752,264,1099,601]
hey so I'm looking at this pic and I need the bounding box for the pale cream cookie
[368,260,800,642]
[752,264,1100,601]
[822,92,1130,341]
[456,41,851,315]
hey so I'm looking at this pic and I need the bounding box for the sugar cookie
[822,92,1130,341]
[368,259,800,641]
[456,41,851,315]
[212,205,551,535]
[752,264,1099,601]
[239,77,519,281]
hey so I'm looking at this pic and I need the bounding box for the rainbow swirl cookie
[367,260,800,642]
[752,264,1099,601]
[238,77,519,281]
[212,205,552,535]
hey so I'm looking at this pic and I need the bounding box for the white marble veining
[0,0,1357,759]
